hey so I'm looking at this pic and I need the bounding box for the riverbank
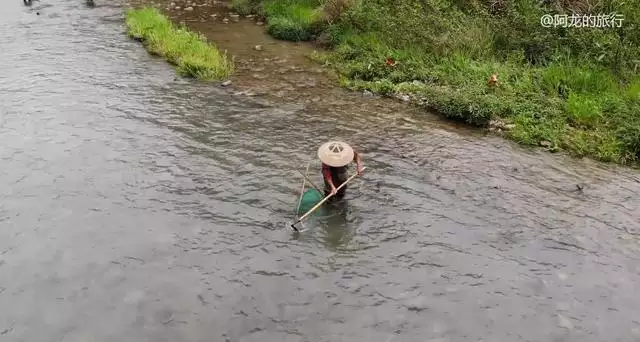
[125,6,233,80]
[229,0,640,167]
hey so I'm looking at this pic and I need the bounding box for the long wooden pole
[295,162,311,216]
[296,169,323,193]
[291,167,367,230]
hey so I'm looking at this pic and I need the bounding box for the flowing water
[1,1,640,341]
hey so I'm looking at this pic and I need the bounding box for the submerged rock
[489,119,515,131]
[185,6,193,11]
[233,90,257,96]
[539,140,552,148]
[253,45,263,51]
[222,18,229,23]
[256,21,264,26]
[395,93,410,102]
[221,80,232,87]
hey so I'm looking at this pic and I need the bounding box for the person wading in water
[318,141,364,200]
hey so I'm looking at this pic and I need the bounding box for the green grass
[253,0,640,166]
[125,6,233,80]
[230,0,323,41]
[263,0,324,41]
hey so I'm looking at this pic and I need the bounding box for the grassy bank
[232,0,640,166]
[125,7,233,80]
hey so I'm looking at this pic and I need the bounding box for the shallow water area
[1,1,640,342]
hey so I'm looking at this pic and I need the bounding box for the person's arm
[354,151,363,174]
[322,163,337,192]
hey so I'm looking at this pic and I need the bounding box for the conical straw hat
[318,141,354,167]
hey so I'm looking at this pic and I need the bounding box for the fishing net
[296,188,324,215]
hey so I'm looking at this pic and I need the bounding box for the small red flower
[386,58,395,66]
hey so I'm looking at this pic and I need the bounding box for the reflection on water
[317,203,354,248]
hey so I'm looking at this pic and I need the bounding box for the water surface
[1,1,640,341]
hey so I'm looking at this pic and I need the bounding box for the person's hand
[330,186,337,196]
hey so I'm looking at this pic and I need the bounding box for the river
[1,1,640,341]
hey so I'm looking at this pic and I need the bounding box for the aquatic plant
[125,7,234,81]
[263,0,324,41]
